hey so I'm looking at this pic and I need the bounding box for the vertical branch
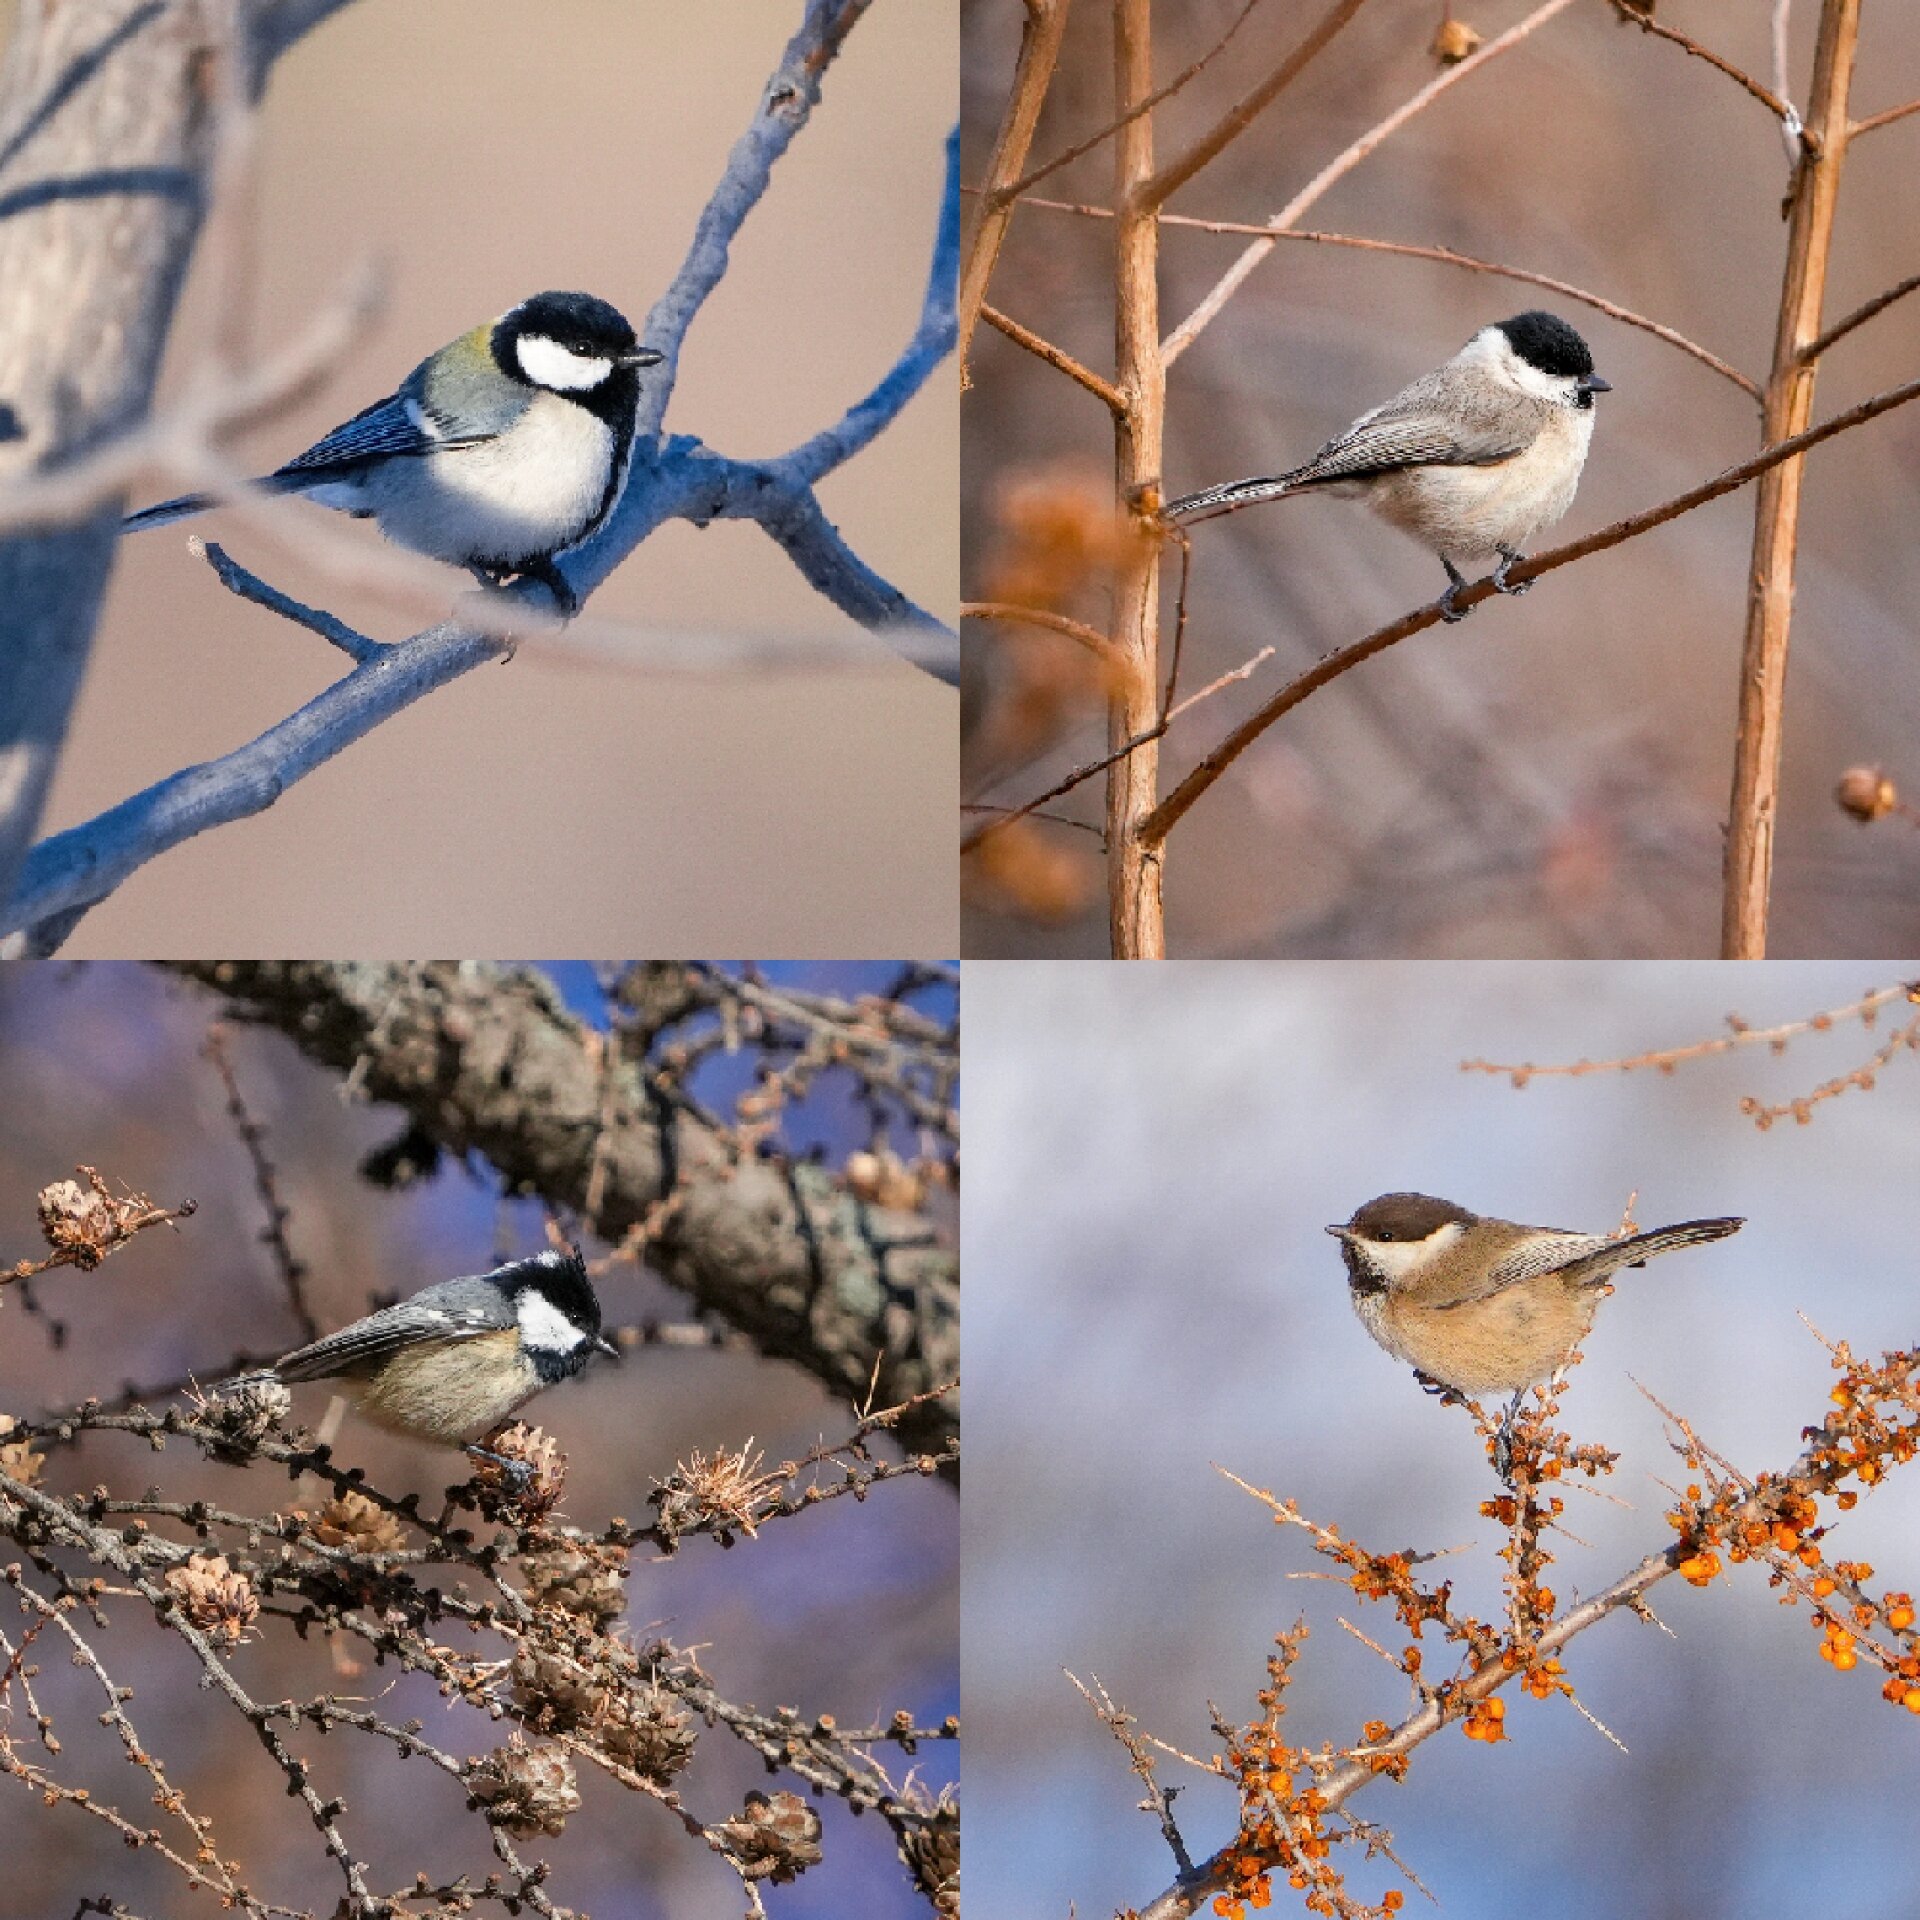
[960,0,1074,379]
[1107,0,1166,959]
[1721,0,1860,959]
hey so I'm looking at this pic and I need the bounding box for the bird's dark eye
[1376,1229,1395,1241]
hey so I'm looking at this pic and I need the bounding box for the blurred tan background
[963,0,1920,956]
[9,0,957,956]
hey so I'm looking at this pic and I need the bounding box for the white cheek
[515,334,613,391]
[1366,1220,1465,1285]
[1501,349,1581,405]
[517,1291,586,1356]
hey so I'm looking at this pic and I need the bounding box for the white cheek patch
[516,333,614,392]
[1364,1219,1465,1285]
[1493,337,1582,404]
[517,1289,587,1356]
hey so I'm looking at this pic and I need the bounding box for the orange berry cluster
[1460,1697,1506,1744]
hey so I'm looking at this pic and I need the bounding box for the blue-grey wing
[271,391,490,480]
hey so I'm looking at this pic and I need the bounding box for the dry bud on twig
[163,1554,259,1647]
[466,1738,581,1838]
[719,1789,825,1884]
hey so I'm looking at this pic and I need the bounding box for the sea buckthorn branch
[1125,1333,1920,1920]
[1463,981,1920,1129]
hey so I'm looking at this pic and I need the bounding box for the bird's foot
[1492,547,1532,596]
[1437,561,1473,623]
[463,1442,534,1491]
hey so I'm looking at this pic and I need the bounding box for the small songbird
[258,1246,617,1459]
[1328,1193,1743,1413]
[124,291,664,616]
[1163,311,1610,622]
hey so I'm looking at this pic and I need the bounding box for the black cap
[1495,311,1596,381]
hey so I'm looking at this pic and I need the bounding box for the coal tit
[262,1245,617,1454]
[124,291,664,616]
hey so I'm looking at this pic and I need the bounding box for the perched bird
[1163,311,1611,622]
[1328,1191,1742,1416]
[258,1246,617,1458]
[124,291,663,616]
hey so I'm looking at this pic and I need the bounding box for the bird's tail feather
[1565,1216,1744,1285]
[122,492,214,532]
[1161,472,1308,524]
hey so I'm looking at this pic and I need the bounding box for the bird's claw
[1492,549,1532,597]
[1437,584,1471,624]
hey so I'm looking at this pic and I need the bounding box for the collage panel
[968,959,1920,1918]
[0,961,957,1919]
[0,1,957,959]
[961,3,1920,960]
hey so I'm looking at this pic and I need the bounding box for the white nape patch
[517,1288,587,1356]
[1361,1218,1466,1287]
[516,332,614,392]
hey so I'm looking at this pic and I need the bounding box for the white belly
[321,394,615,569]
[1367,407,1593,562]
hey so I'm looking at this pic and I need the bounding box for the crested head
[491,290,659,395]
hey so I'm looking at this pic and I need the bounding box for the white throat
[516,332,614,392]
[517,1288,587,1355]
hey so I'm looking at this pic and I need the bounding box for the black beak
[1581,373,1612,394]
[618,346,665,368]
[1324,1224,1351,1240]
[594,1333,622,1362]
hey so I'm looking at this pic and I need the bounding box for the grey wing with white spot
[1427,1230,1611,1310]
[1282,363,1539,489]
[272,1275,515,1380]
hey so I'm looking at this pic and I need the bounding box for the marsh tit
[1328,1192,1742,1409]
[125,291,663,617]
[1164,311,1610,623]
[255,1246,617,1457]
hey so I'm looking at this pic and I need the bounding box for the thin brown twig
[979,302,1126,413]
[1137,0,1375,212]
[1134,366,1920,849]
[963,642,1273,853]
[959,0,1076,378]
[1723,0,1861,960]
[1462,984,1915,1083]
[1160,0,1578,367]
[991,0,1274,205]
[1800,268,1920,362]
[1850,96,1920,137]
[962,601,1121,660]
[1021,195,1762,401]
[1606,1,1805,133]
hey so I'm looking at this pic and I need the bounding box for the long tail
[122,492,215,532]
[1162,471,1309,525]
[1563,1216,1744,1286]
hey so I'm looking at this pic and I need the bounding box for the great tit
[1164,311,1610,624]
[257,1246,619,1455]
[125,291,663,616]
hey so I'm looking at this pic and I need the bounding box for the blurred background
[5,0,957,954]
[0,961,956,1919]
[968,960,1920,1918]
[962,0,1920,955]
